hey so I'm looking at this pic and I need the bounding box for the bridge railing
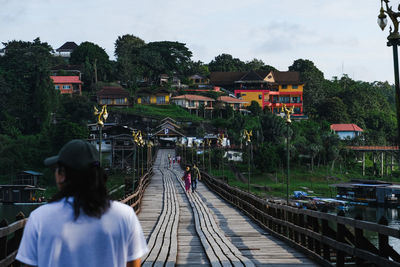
[0,213,26,266]
[119,166,153,214]
[201,171,400,267]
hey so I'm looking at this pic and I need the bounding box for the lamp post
[282,104,294,205]
[217,134,224,181]
[207,139,212,174]
[132,130,141,192]
[243,130,252,192]
[94,105,108,166]
[378,0,400,146]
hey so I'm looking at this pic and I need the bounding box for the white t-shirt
[16,198,148,267]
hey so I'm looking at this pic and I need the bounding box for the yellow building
[137,88,171,105]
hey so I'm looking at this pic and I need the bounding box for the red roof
[330,124,363,132]
[217,96,248,103]
[50,76,82,84]
[171,94,215,101]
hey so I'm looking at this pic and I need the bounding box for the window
[292,97,299,103]
[115,98,126,104]
[55,85,60,90]
[258,95,262,100]
[101,98,112,105]
[292,85,298,89]
[156,96,166,104]
[62,85,71,89]
[141,96,150,104]
[242,93,246,96]
[281,85,288,89]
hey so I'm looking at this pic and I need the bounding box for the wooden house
[97,86,130,106]
[136,88,171,105]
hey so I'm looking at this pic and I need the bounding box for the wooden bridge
[138,149,316,266]
[3,148,400,266]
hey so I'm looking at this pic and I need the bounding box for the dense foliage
[0,34,398,186]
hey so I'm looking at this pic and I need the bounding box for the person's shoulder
[109,201,136,216]
[28,199,68,219]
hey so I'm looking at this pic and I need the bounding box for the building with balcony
[210,70,304,116]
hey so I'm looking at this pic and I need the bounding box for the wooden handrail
[201,171,400,267]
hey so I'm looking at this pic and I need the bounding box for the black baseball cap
[44,139,100,170]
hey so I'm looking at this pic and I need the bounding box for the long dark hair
[51,163,110,219]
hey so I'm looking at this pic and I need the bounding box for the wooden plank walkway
[138,149,319,266]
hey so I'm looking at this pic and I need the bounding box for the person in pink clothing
[182,166,191,193]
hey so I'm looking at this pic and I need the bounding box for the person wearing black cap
[16,139,148,267]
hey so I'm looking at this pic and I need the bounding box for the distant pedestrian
[191,164,201,193]
[16,139,148,267]
[182,166,191,193]
[177,155,181,164]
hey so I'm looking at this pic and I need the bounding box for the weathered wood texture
[201,172,400,267]
[138,149,318,266]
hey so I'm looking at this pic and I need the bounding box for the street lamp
[207,139,212,174]
[217,134,225,181]
[378,0,400,146]
[282,104,294,205]
[94,105,108,166]
[243,130,252,192]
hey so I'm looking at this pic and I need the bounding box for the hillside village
[0,37,398,197]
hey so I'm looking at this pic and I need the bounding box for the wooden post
[321,208,331,261]
[306,215,314,251]
[0,219,8,261]
[354,214,365,266]
[313,216,321,255]
[299,213,306,247]
[293,212,299,243]
[378,216,389,259]
[336,210,346,267]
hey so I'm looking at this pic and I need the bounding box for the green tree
[245,58,276,72]
[208,54,246,72]
[247,101,262,116]
[288,59,325,116]
[0,38,57,134]
[317,97,349,123]
[70,42,111,88]
[114,34,146,88]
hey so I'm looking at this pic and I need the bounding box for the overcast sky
[0,0,394,83]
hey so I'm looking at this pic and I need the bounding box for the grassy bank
[112,104,203,122]
[207,162,391,200]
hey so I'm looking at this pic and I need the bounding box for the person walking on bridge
[191,163,201,193]
[182,165,191,193]
[16,139,148,267]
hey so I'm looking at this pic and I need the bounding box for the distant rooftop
[56,42,78,52]
[50,76,82,84]
[331,124,363,132]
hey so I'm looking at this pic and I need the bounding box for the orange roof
[50,76,82,84]
[171,94,215,101]
[217,96,247,103]
[331,124,363,132]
